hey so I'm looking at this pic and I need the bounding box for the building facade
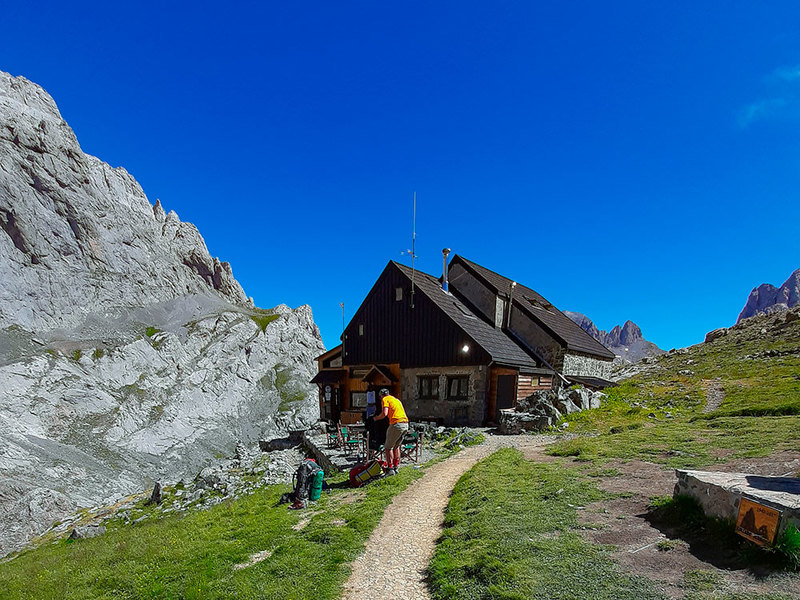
[311,255,614,426]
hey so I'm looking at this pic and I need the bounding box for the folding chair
[339,425,363,456]
[325,422,340,449]
[399,430,422,463]
[365,432,385,461]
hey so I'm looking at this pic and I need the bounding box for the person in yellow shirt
[374,388,409,476]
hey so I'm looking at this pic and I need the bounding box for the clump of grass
[71,349,81,361]
[251,313,279,333]
[775,524,800,570]
[92,348,104,360]
[428,449,661,600]
[683,569,724,592]
[145,326,159,337]
[656,538,679,551]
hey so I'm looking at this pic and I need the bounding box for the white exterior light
[461,344,470,353]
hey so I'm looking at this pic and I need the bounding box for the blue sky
[3,2,799,351]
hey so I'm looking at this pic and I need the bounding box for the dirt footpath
[340,433,552,600]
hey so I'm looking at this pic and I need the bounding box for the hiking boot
[385,468,397,477]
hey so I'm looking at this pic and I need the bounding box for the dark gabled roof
[315,345,342,362]
[451,256,615,360]
[362,365,398,384]
[567,375,618,390]
[392,261,541,370]
[310,369,346,384]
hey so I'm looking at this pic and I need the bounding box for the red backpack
[349,460,384,487]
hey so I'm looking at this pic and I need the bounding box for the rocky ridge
[564,311,663,365]
[0,71,325,557]
[616,305,800,381]
[737,268,800,323]
[0,71,247,332]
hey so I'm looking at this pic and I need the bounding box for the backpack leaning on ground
[289,459,323,509]
[349,459,384,487]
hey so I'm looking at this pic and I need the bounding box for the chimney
[442,248,451,292]
[504,281,517,328]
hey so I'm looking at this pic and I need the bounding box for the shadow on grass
[642,495,790,577]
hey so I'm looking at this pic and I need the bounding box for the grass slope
[429,448,661,600]
[0,469,422,600]
[549,310,800,467]
[431,310,800,599]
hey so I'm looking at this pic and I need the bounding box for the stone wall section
[401,365,487,426]
[674,469,800,538]
[562,352,612,379]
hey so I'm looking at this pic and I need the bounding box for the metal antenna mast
[340,302,345,355]
[399,193,418,308]
[410,192,416,308]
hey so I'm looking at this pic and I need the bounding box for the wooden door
[496,375,517,421]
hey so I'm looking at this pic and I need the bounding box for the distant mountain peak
[564,311,662,365]
[737,268,800,322]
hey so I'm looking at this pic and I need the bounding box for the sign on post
[736,498,781,546]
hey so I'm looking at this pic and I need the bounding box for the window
[350,391,367,408]
[358,324,364,336]
[395,287,403,301]
[418,376,439,400]
[446,375,470,400]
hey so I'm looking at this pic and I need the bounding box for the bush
[775,524,800,570]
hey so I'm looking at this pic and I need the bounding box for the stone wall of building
[400,365,488,426]
[562,352,612,379]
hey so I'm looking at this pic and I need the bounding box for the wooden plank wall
[341,363,402,418]
[516,374,554,401]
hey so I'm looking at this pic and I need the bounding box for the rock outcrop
[497,387,605,434]
[564,311,663,365]
[0,71,248,333]
[0,71,325,557]
[737,269,800,323]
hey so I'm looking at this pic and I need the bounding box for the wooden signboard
[736,498,781,546]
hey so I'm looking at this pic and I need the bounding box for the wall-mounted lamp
[461,344,470,353]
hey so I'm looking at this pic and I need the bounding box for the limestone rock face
[0,71,247,332]
[564,311,663,365]
[0,72,326,557]
[737,269,800,323]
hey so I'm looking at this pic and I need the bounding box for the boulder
[145,482,162,506]
[69,525,106,540]
[496,386,605,434]
[705,328,728,343]
[196,468,221,490]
